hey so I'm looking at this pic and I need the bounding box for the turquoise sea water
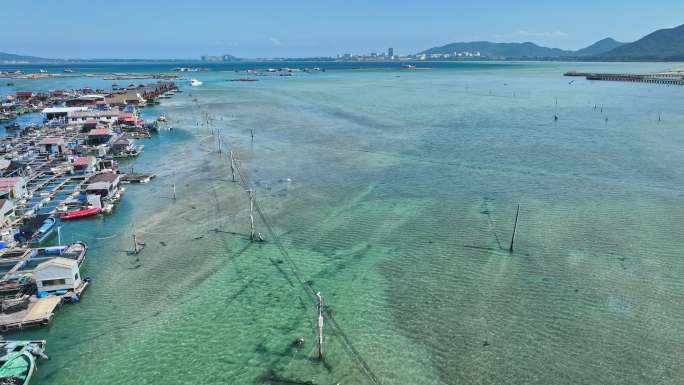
[3,61,684,384]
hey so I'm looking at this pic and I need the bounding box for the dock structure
[564,71,684,86]
[0,296,62,332]
[120,173,156,184]
[0,81,172,340]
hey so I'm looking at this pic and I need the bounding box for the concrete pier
[564,71,684,86]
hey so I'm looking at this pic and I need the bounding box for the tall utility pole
[133,232,139,254]
[57,225,62,252]
[316,292,324,360]
[247,189,256,241]
[230,150,236,182]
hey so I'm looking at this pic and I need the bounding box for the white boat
[190,79,203,86]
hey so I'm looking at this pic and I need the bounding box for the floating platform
[0,296,62,332]
[121,173,156,184]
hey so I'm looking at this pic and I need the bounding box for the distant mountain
[575,38,625,56]
[0,52,55,63]
[419,41,573,59]
[596,24,684,60]
[0,53,198,63]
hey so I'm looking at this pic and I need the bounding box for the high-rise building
[388,48,394,57]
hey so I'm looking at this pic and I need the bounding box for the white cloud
[516,30,569,39]
[268,37,283,46]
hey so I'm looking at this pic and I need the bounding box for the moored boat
[28,217,56,246]
[32,241,89,267]
[5,123,20,131]
[60,207,102,221]
[0,340,47,385]
[190,79,203,86]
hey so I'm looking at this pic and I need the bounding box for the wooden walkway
[564,71,684,86]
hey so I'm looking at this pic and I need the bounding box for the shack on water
[34,257,82,295]
[86,128,114,146]
[38,137,67,156]
[0,177,27,200]
[84,172,121,199]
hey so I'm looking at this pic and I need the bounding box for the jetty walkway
[564,71,684,86]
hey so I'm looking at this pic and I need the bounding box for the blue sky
[4,0,684,59]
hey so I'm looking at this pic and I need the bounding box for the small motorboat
[5,122,20,131]
[29,216,57,245]
[190,79,203,86]
[0,340,47,385]
[60,207,102,221]
[34,241,88,266]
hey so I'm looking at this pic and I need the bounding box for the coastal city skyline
[3,0,684,59]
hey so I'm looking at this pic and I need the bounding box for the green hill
[575,38,625,56]
[0,52,55,63]
[419,41,573,59]
[597,24,684,60]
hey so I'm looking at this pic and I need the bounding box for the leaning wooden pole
[509,204,520,253]
[316,292,324,360]
[230,151,236,182]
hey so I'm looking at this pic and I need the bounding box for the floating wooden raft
[121,173,156,184]
[0,296,62,332]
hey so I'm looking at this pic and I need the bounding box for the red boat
[60,207,102,220]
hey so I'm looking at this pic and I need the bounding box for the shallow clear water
[4,61,684,384]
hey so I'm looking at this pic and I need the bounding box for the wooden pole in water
[133,233,139,254]
[509,204,520,253]
[172,183,176,200]
[230,151,236,182]
[250,128,254,141]
[316,292,324,360]
[248,189,256,241]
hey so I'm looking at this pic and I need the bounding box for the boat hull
[29,218,57,245]
[60,208,102,220]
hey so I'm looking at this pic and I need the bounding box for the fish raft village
[0,78,179,383]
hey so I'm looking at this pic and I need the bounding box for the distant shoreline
[4,57,684,66]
